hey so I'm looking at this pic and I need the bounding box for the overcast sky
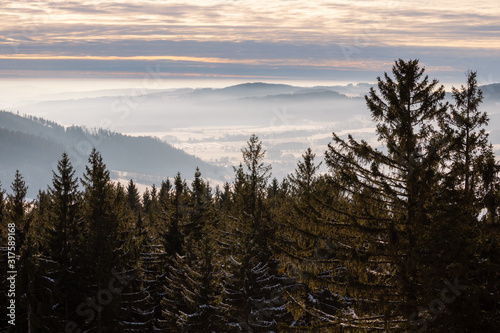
[1,0,499,87]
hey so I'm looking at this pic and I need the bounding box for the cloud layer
[1,0,499,82]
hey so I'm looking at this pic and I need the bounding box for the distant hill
[15,82,369,131]
[218,82,301,97]
[0,111,228,198]
[481,83,500,103]
[6,82,499,190]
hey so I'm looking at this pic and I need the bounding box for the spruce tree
[162,169,227,332]
[431,71,500,331]
[126,179,141,213]
[8,170,29,248]
[160,173,190,331]
[163,173,186,257]
[35,153,82,330]
[443,71,489,205]
[76,149,130,332]
[323,59,448,330]
[143,188,152,216]
[47,153,80,269]
[222,135,289,332]
[177,229,227,332]
[159,178,172,207]
[186,167,208,242]
[5,169,34,332]
[111,182,153,331]
[17,226,43,332]
[274,148,344,331]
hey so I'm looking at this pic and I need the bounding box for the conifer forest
[1,59,500,332]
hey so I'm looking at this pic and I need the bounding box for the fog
[2,81,499,184]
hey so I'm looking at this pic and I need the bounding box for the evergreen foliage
[4,61,500,332]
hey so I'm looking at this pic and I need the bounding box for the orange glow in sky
[0,0,499,80]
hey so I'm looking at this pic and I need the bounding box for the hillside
[0,111,228,198]
[14,83,368,131]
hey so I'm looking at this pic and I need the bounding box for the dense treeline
[0,111,224,198]
[1,60,500,332]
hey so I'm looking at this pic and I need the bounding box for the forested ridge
[0,111,224,198]
[1,60,499,332]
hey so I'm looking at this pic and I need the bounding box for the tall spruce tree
[76,149,130,332]
[323,59,449,330]
[126,179,141,213]
[177,227,227,332]
[6,169,34,332]
[38,153,82,330]
[7,172,43,332]
[47,153,80,270]
[163,173,186,256]
[8,170,29,248]
[274,148,344,331]
[431,71,500,331]
[186,167,208,243]
[162,169,228,332]
[443,71,489,204]
[161,173,190,331]
[222,135,289,332]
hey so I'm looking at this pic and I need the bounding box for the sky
[0,0,499,91]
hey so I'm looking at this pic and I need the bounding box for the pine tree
[47,152,80,272]
[177,229,227,332]
[148,184,162,235]
[222,135,289,332]
[186,167,208,242]
[163,173,186,257]
[5,170,35,332]
[75,149,131,332]
[160,173,190,331]
[17,227,44,332]
[430,71,500,331]
[15,192,47,332]
[162,170,228,332]
[273,148,344,331]
[110,181,154,332]
[135,185,169,332]
[126,179,141,213]
[143,188,152,216]
[443,71,489,205]
[322,59,449,330]
[180,169,227,332]
[8,170,30,248]
[162,169,206,330]
[159,178,172,206]
[288,148,322,197]
[31,153,82,330]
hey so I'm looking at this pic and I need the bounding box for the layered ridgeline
[14,82,500,132]
[14,83,369,131]
[12,82,500,185]
[0,111,228,197]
